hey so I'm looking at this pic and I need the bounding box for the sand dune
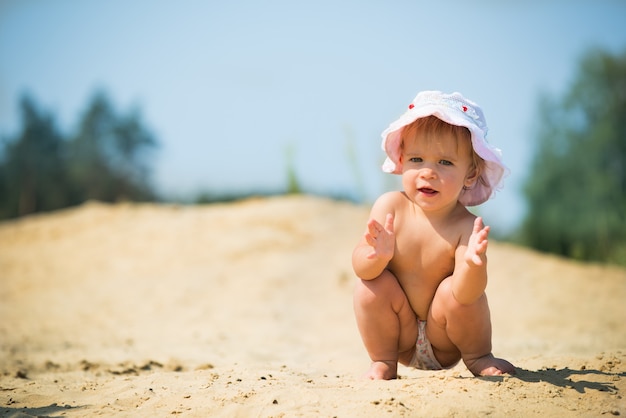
[1,196,624,417]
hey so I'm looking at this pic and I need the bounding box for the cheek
[442,170,468,186]
[401,170,418,184]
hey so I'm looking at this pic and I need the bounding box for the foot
[363,360,397,380]
[464,353,516,376]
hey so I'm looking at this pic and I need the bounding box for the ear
[464,166,480,188]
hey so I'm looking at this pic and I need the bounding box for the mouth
[418,187,438,196]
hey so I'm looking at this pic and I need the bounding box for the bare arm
[451,217,490,305]
[351,194,397,280]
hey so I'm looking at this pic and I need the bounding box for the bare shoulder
[370,191,407,218]
[452,206,480,245]
[374,191,407,206]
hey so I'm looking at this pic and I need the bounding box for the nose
[418,164,437,179]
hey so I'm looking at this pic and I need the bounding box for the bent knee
[436,277,486,305]
[431,277,489,321]
[353,270,403,308]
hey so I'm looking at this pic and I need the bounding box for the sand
[0,195,624,417]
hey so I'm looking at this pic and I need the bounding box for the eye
[409,157,422,163]
[439,160,453,166]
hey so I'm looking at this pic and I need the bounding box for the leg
[427,277,515,376]
[353,270,418,380]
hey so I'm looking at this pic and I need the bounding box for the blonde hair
[400,116,488,189]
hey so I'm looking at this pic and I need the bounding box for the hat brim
[381,94,507,206]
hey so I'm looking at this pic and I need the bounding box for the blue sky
[1,1,625,233]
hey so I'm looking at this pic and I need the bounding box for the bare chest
[394,225,457,273]
[388,226,459,317]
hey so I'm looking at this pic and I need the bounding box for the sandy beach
[1,195,624,417]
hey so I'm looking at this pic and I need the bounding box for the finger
[477,227,489,240]
[367,219,382,234]
[472,255,484,266]
[384,213,394,234]
[473,216,483,233]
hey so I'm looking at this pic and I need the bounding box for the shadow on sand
[481,367,624,394]
[1,403,85,417]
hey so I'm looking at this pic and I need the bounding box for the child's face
[400,130,477,211]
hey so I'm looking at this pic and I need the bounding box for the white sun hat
[381,90,507,206]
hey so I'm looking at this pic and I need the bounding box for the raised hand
[466,217,489,267]
[364,213,395,260]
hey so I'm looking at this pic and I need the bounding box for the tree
[519,47,626,265]
[68,90,158,203]
[0,90,159,220]
[0,94,70,218]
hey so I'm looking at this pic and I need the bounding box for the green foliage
[284,142,302,195]
[68,91,157,203]
[519,47,626,265]
[0,91,159,219]
[0,95,71,218]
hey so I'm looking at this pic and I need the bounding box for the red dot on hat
[462,106,468,112]
[408,104,415,109]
